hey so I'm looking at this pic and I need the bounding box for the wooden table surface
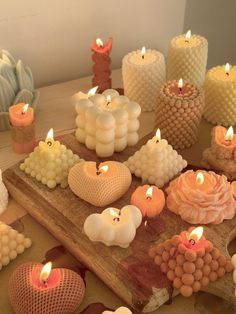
[0,69,215,313]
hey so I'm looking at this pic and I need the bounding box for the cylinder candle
[203,64,236,126]
[155,79,205,149]
[122,47,166,112]
[9,103,35,154]
[91,37,112,92]
[167,30,208,86]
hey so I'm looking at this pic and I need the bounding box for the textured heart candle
[155,79,205,149]
[149,227,233,298]
[8,262,85,314]
[203,64,236,126]
[167,31,208,86]
[122,47,166,112]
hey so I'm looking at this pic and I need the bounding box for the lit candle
[84,205,142,248]
[167,31,208,86]
[20,129,83,189]
[122,47,166,112]
[102,306,133,314]
[203,63,236,126]
[91,37,112,91]
[130,184,165,218]
[166,170,236,224]
[9,103,35,154]
[68,161,132,207]
[8,261,85,314]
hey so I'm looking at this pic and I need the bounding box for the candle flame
[146,186,153,199]
[40,262,52,284]
[189,226,203,243]
[225,63,230,75]
[178,78,183,89]
[107,95,111,103]
[196,172,204,185]
[88,86,98,97]
[99,165,109,173]
[141,46,146,58]
[185,30,191,40]
[144,220,147,227]
[225,126,234,141]
[110,208,119,217]
[155,128,161,141]
[46,128,54,141]
[96,38,103,47]
[22,103,29,114]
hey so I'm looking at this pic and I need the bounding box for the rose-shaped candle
[166,170,236,224]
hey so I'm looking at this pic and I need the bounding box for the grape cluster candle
[20,129,83,189]
[122,47,166,112]
[91,37,112,91]
[9,103,35,154]
[203,64,236,126]
[84,205,142,248]
[202,126,236,180]
[75,88,141,157]
[167,30,208,86]
[166,170,236,224]
[155,79,205,149]
[0,169,8,214]
[124,129,187,188]
[9,262,85,314]
[68,161,131,207]
[149,227,233,298]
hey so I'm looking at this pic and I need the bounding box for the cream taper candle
[167,31,208,86]
[122,47,166,112]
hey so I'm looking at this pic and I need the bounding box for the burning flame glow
[22,103,29,114]
[178,78,183,89]
[185,30,191,40]
[99,165,109,173]
[146,186,153,199]
[88,86,98,97]
[40,262,52,283]
[96,38,103,47]
[225,63,230,75]
[141,46,146,58]
[189,226,203,243]
[225,126,234,141]
[46,128,54,141]
[110,208,119,217]
[156,128,161,141]
[196,172,204,185]
[107,95,111,103]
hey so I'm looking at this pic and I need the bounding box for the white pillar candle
[167,31,208,86]
[75,89,141,157]
[122,48,166,112]
[203,64,236,126]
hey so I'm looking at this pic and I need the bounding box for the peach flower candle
[130,185,165,218]
[203,63,236,126]
[68,161,131,207]
[166,170,236,224]
[202,126,236,180]
[8,262,85,314]
[9,103,35,154]
[84,205,142,248]
[20,128,83,189]
[149,227,233,298]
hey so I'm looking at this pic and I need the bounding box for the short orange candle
[9,103,34,127]
[131,185,165,218]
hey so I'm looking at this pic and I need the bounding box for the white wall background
[0,0,186,87]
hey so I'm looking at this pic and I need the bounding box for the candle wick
[226,72,229,76]
[189,238,195,245]
[179,87,182,93]
[96,170,101,175]
[47,141,52,147]
[185,39,189,43]
[113,217,120,222]
[146,196,152,201]
[142,55,144,59]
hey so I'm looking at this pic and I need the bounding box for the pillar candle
[9,103,35,154]
[91,37,112,92]
[167,31,208,86]
[203,64,236,126]
[155,79,205,149]
[122,47,166,112]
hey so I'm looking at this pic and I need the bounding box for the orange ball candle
[130,185,165,218]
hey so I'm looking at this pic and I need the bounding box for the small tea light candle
[84,205,142,248]
[9,262,85,314]
[102,307,133,314]
[150,226,233,298]
[131,185,165,218]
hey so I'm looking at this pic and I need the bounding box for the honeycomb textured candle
[203,66,236,126]
[122,49,166,112]
[155,80,205,149]
[167,34,208,86]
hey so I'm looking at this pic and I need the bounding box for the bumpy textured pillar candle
[167,32,208,86]
[155,80,205,149]
[203,65,236,126]
[122,48,166,112]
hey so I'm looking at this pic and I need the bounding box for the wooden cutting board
[3,132,236,313]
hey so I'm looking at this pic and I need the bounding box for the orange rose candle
[91,37,112,92]
[131,185,165,218]
[8,261,85,314]
[9,103,35,154]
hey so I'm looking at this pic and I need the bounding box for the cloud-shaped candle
[102,307,132,314]
[84,205,142,248]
